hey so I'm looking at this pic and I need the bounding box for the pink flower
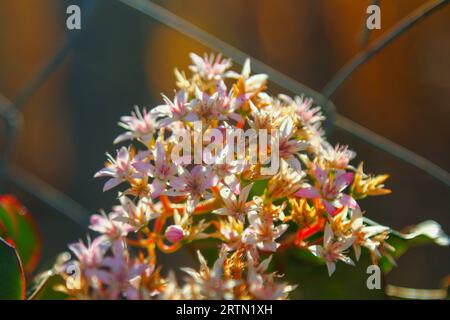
[213,183,255,221]
[296,165,358,215]
[114,106,156,144]
[309,224,355,276]
[349,209,389,261]
[279,94,324,126]
[209,144,246,194]
[247,254,296,299]
[167,165,214,213]
[278,117,308,171]
[112,196,160,231]
[101,240,151,299]
[133,143,177,198]
[242,211,288,252]
[94,147,135,192]
[89,211,133,239]
[227,58,268,94]
[151,90,197,127]
[68,236,109,280]
[189,52,232,81]
[181,250,238,299]
[321,142,356,169]
[165,225,185,243]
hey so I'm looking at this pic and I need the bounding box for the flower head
[296,164,358,215]
[95,147,135,192]
[115,106,157,144]
[309,224,355,276]
[189,52,232,82]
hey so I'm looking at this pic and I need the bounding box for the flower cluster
[58,52,393,299]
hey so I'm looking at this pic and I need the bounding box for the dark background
[0,0,448,295]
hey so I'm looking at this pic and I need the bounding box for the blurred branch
[336,115,450,186]
[117,0,336,132]
[6,166,90,228]
[0,93,22,191]
[118,0,450,187]
[1,92,90,227]
[12,0,99,111]
[323,0,449,99]
[0,1,99,224]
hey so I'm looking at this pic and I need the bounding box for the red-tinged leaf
[0,237,26,299]
[0,195,42,274]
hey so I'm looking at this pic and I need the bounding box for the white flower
[151,90,197,127]
[189,52,232,81]
[247,254,296,300]
[181,250,238,300]
[89,211,133,239]
[227,58,268,94]
[278,117,308,171]
[114,106,157,144]
[112,196,160,231]
[309,224,355,276]
[242,211,288,252]
[213,183,255,221]
[349,209,389,261]
[94,147,135,192]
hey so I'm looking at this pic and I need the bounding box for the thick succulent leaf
[378,220,450,273]
[28,271,69,300]
[276,246,386,299]
[0,237,26,299]
[0,195,42,273]
[247,178,268,199]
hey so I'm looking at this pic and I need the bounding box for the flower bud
[165,225,185,243]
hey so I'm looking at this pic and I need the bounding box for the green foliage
[276,247,386,299]
[28,272,69,300]
[0,196,42,274]
[0,237,25,299]
[380,220,450,273]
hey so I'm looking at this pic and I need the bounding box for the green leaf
[276,246,386,299]
[0,195,42,273]
[248,178,269,199]
[28,272,69,300]
[379,220,450,273]
[0,237,26,299]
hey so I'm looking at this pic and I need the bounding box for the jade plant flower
[50,52,420,300]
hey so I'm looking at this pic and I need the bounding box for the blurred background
[0,0,448,297]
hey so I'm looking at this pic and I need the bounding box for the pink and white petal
[224,174,241,195]
[339,255,355,266]
[259,240,279,252]
[94,167,115,178]
[274,224,289,238]
[326,261,336,276]
[339,237,356,251]
[308,245,323,258]
[323,224,334,247]
[150,104,172,117]
[103,178,123,192]
[323,200,338,216]
[334,172,354,192]
[239,183,254,205]
[114,132,134,144]
[363,225,390,238]
[132,162,152,173]
[353,244,362,261]
[150,180,165,198]
[339,194,359,209]
[295,186,320,198]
